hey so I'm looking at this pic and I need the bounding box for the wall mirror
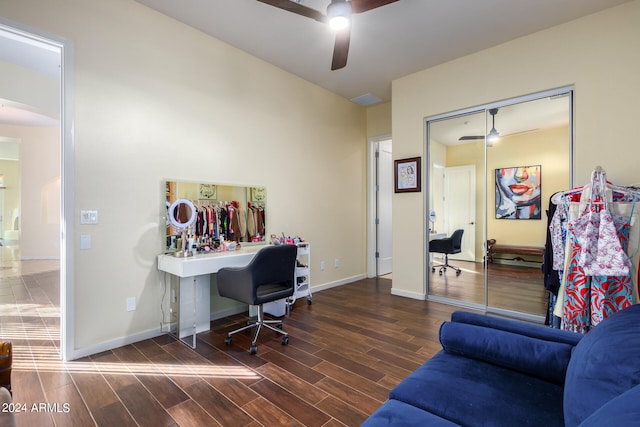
[163,180,267,252]
[426,87,573,322]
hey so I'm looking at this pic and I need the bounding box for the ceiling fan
[459,108,500,142]
[257,0,399,70]
[458,108,538,143]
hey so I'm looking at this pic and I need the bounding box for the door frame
[424,86,574,322]
[367,134,392,278]
[0,18,75,361]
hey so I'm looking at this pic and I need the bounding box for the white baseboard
[210,305,247,321]
[390,287,426,300]
[69,326,165,360]
[310,274,366,293]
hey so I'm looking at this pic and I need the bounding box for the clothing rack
[551,167,640,206]
[547,167,639,333]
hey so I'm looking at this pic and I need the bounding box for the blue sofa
[362,304,640,426]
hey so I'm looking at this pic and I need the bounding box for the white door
[444,165,476,261]
[377,140,393,275]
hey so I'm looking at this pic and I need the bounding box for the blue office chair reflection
[429,229,464,276]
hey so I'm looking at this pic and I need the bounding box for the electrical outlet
[320,261,326,271]
[334,258,339,269]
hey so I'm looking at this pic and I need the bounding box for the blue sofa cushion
[360,399,461,427]
[564,304,640,427]
[451,311,583,346]
[578,384,640,427]
[390,351,564,427]
[439,321,574,384]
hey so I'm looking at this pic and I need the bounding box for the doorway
[368,136,393,278]
[0,20,74,360]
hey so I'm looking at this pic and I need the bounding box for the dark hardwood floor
[5,269,466,427]
[429,258,549,316]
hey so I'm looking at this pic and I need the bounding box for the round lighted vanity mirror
[168,199,197,230]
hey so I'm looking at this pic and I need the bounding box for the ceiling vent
[351,93,382,106]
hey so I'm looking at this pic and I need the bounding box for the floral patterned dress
[562,181,635,333]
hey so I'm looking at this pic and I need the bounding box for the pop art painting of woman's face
[495,165,541,219]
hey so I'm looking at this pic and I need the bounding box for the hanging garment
[549,200,569,271]
[562,217,592,333]
[562,172,636,332]
[247,205,257,239]
[576,173,631,276]
[543,194,562,295]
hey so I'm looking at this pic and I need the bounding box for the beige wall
[2,0,367,354]
[392,1,640,298]
[0,125,60,259]
[0,158,19,236]
[366,102,392,137]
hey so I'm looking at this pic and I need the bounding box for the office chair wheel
[456,270,461,276]
[307,297,312,305]
[282,336,289,345]
[431,267,435,273]
[439,270,443,276]
[250,345,257,355]
[224,336,232,345]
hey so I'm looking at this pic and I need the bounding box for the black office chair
[429,229,464,276]
[217,244,297,355]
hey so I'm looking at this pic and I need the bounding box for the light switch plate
[126,297,136,312]
[80,210,98,224]
[80,234,91,250]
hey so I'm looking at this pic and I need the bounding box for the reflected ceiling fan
[458,108,538,144]
[257,0,399,70]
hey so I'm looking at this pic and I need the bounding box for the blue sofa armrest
[439,320,576,384]
[451,311,583,346]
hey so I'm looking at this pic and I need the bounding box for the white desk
[157,245,266,347]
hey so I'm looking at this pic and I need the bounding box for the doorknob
[469,222,475,225]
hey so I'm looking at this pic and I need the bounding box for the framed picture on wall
[198,184,217,200]
[495,165,541,219]
[250,187,266,204]
[395,157,421,193]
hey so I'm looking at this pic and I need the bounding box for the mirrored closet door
[426,88,573,321]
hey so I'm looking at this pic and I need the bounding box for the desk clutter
[267,234,312,311]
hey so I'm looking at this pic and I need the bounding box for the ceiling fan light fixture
[327,0,352,30]
[487,128,499,146]
[487,108,500,146]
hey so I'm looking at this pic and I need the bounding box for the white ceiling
[134,0,631,104]
[429,93,571,146]
[0,28,60,127]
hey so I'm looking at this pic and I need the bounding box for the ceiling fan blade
[458,135,485,141]
[256,0,326,23]
[503,128,539,137]
[351,0,399,14]
[331,27,351,70]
